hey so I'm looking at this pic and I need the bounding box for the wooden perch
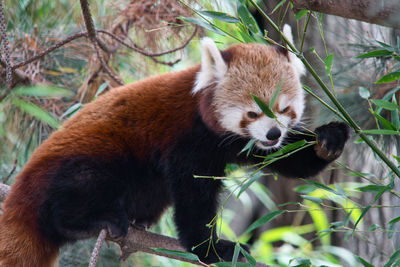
[0,182,268,266]
[290,0,400,29]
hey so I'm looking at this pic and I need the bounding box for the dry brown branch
[97,26,198,57]
[79,0,124,86]
[0,182,268,266]
[290,0,400,29]
[11,32,89,70]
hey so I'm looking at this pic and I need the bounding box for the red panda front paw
[314,122,350,162]
[194,239,249,264]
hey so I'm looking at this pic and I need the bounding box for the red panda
[0,26,349,266]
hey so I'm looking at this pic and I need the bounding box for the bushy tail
[0,197,58,266]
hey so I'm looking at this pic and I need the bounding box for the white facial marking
[279,94,290,112]
[193,38,227,94]
[219,106,245,134]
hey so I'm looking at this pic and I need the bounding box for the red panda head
[193,25,306,150]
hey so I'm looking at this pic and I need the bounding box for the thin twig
[88,229,107,267]
[79,0,124,85]
[11,32,88,70]
[97,26,197,57]
[2,159,17,184]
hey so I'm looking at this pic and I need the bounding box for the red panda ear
[192,38,228,94]
[282,24,306,77]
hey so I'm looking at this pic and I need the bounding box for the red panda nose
[266,127,281,140]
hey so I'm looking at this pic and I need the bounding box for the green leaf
[94,82,108,98]
[302,179,340,195]
[239,138,257,156]
[362,129,400,135]
[237,1,261,34]
[301,195,323,204]
[243,210,286,235]
[232,243,241,267]
[251,94,275,118]
[368,224,381,231]
[152,248,199,261]
[391,96,400,129]
[61,103,83,118]
[370,110,397,130]
[358,87,370,99]
[271,0,287,14]
[294,184,316,194]
[11,98,60,128]
[356,256,375,267]
[384,248,400,267]
[214,262,253,267]
[13,85,73,98]
[375,72,400,84]
[377,40,395,51]
[197,10,240,23]
[353,205,371,231]
[295,10,308,21]
[269,81,283,109]
[289,258,312,267]
[237,171,263,198]
[356,185,386,192]
[356,49,392,58]
[371,99,399,111]
[181,16,226,36]
[239,246,256,266]
[263,140,307,162]
[324,54,334,76]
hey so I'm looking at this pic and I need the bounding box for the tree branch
[290,0,400,29]
[0,183,268,266]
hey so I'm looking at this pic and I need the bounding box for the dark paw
[314,122,350,161]
[193,239,249,264]
[106,218,129,239]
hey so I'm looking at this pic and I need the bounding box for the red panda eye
[247,111,258,119]
[281,106,290,113]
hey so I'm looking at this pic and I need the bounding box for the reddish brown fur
[0,65,201,266]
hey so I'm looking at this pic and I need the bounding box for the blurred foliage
[1,0,400,267]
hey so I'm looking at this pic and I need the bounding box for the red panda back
[0,66,200,266]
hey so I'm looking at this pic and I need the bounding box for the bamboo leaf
[239,246,256,266]
[370,110,397,130]
[243,210,286,235]
[271,0,287,14]
[358,86,370,99]
[354,256,375,267]
[11,98,60,128]
[301,195,323,204]
[239,138,257,156]
[353,205,371,231]
[264,140,307,161]
[357,185,386,192]
[13,85,73,98]
[269,80,283,109]
[295,10,308,21]
[181,17,226,36]
[375,72,400,84]
[356,49,392,58]
[324,53,334,76]
[371,99,398,111]
[251,94,275,118]
[237,1,261,34]
[152,248,199,261]
[383,248,400,267]
[197,10,240,23]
